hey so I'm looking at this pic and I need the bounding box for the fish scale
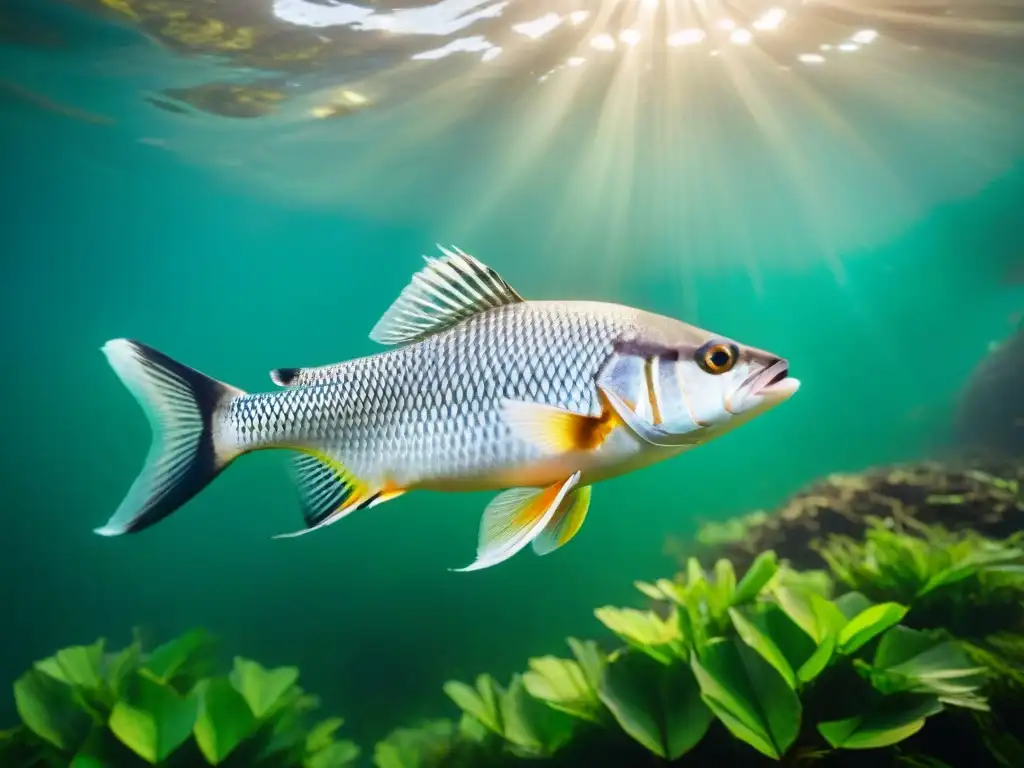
[222,301,629,485]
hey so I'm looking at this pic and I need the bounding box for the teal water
[1,0,1023,751]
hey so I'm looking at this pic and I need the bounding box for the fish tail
[95,339,246,536]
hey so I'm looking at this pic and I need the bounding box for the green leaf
[228,658,300,721]
[873,627,937,670]
[522,657,601,722]
[374,720,457,768]
[713,559,738,608]
[797,634,836,684]
[691,637,802,759]
[732,552,779,606]
[306,717,345,753]
[458,713,489,743]
[834,592,874,621]
[594,607,681,663]
[838,603,908,654]
[686,557,707,587]
[728,608,796,689]
[773,586,847,646]
[598,651,712,759]
[775,567,833,598]
[143,629,216,687]
[818,695,943,749]
[864,628,988,710]
[500,674,575,755]
[567,638,606,692]
[108,673,197,764]
[106,643,142,699]
[772,587,822,643]
[305,739,360,768]
[810,594,849,638]
[256,693,314,760]
[13,668,93,751]
[874,629,984,683]
[36,641,106,692]
[192,677,256,764]
[634,581,665,600]
[443,675,502,734]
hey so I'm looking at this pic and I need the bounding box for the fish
[97,246,800,571]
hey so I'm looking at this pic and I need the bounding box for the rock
[667,458,1024,573]
[955,327,1024,459]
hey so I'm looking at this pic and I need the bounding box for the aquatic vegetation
[816,520,1024,765]
[669,459,1024,573]
[395,553,991,766]
[0,629,357,767]
[816,520,1024,629]
[7,531,1022,766]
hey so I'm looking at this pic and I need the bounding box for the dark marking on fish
[271,367,300,386]
[614,337,682,362]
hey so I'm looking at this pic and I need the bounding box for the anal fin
[273,452,404,539]
[451,471,581,572]
[532,485,592,556]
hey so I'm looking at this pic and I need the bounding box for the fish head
[680,337,801,428]
[599,319,800,447]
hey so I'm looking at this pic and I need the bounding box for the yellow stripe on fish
[95,245,801,572]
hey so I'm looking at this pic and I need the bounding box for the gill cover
[595,340,705,448]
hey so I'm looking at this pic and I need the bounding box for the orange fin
[451,472,581,572]
[532,485,592,556]
[501,395,620,453]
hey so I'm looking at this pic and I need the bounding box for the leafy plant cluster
[5,524,1022,767]
[377,550,996,767]
[815,519,1024,764]
[0,629,358,768]
[816,519,1024,638]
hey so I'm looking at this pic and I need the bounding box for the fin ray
[273,454,405,539]
[96,339,244,536]
[369,245,524,347]
[501,397,619,453]
[452,472,581,572]
[532,486,592,556]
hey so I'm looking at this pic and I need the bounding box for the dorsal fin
[369,245,525,346]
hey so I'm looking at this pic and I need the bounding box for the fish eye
[696,341,738,375]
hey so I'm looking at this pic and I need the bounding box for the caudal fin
[96,339,245,536]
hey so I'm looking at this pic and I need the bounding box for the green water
[1,0,1023,751]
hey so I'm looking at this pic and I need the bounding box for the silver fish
[97,246,800,571]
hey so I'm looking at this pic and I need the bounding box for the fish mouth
[752,359,801,400]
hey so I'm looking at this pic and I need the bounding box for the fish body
[98,247,800,571]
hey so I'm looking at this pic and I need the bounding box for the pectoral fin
[501,395,620,453]
[532,485,592,556]
[451,472,582,572]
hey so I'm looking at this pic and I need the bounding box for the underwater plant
[815,519,1024,765]
[0,628,358,767]
[378,552,994,766]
